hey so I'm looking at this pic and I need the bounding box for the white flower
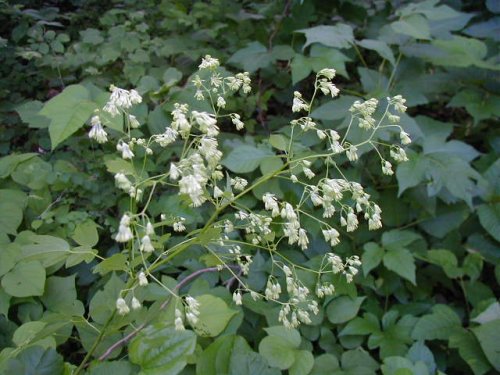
[330,141,344,154]
[316,129,327,140]
[216,96,226,108]
[131,297,141,310]
[156,127,178,147]
[169,163,181,180]
[346,145,358,162]
[346,211,359,232]
[292,91,309,113]
[233,291,243,305]
[116,215,133,243]
[199,55,220,70]
[318,79,339,97]
[175,309,185,331]
[303,167,315,179]
[116,298,129,315]
[322,228,340,246]
[231,114,244,130]
[173,219,186,232]
[117,142,134,160]
[318,68,336,80]
[400,131,411,145]
[390,146,408,162]
[298,228,309,250]
[213,186,224,198]
[179,174,206,207]
[381,160,394,176]
[138,272,148,286]
[392,95,407,113]
[146,222,155,236]
[192,111,219,136]
[128,114,140,128]
[231,177,248,191]
[114,173,132,191]
[140,235,154,253]
[88,116,108,143]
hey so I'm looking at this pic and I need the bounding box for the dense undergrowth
[0,1,499,374]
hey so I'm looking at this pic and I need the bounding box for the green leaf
[87,361,135,375]
[222,144,273,173]
[381,356,419,375]
[193,294,238,337]
[383,248,416,285]
[0,153,37,178]
[391,14,431,39]
[296,24,354,49]
[259,336,296,369]
[472,302,500,325]
[6,346,64,375]
[1,261,46,297]
[228,42,272,72]
[477,203,500,242]
[425,249,462,278]
[0,244,21,277]
[340,314,380,336]
[264,326,301,348]
[93,253,128,276]
[41,275,84,315]
[412,305,461,340]
[39,85,98,150]
[0,190,27,235]
[357,39,396,65]
[449,329,492,375]
[341,348,379,372]
[381,230,421,251]
[310,353,340,374]
[72,219,99,247]
[15,101,50,128]
[362,242,384,276]
[65,246,97,268]
[129,324,196,375]
[472,319,500,371]
[17,232,70,268]
[289,350,314,375]
[269,134,289,151]
[89,273,125,324]
[326,296,366,324]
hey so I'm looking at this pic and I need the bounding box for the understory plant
[69,55,411,373]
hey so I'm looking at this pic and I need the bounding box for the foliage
[0,1,499,375]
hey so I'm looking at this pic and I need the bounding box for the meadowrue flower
[102,101,120,117]
[128,114,140,128]
[88,116,108,143]
[116,214,133,243]
[318,68,336,80]
[114,173,132,191]
[298,228,309,250]
[140,235,154,253]
[213,185,224,198]
[381,160,394,176]
[226,76,242,91]
[155,127,178,147]
[117,141,134,160]
[131,297,142,310]
[322,228,340,246]
[298,117,316,131]
[290,174,298,183]
[175,308,185,331]
[345,210,359,232]
[233,291,243,305]
[116,297,129,315]
[265,279,282,300]
[199,55,220,70]
[400,130,411,145]
[388,113,400,123]
[316,129,327,139]
[173,218,186,232]
[236,72,251,93]
[390,146,408,162]
[316,283,335,298]
[346,145,358,162]
[171,103,191,136]
[199,137,222,167]
[107,85,142,111]
[391,95,407,113]
[292,91,309,113]
[303,167,315,179]
[169,163,181,180]
[192,111,219,136]
[310,187,323,206]
[179,174,206,207]
[331,141,344,154]
[185,296,200,325]
[231,177,248,191]
[318,78,339,97]
[216,96,226,108]
[138,271,148,286]
[211,73,223,87]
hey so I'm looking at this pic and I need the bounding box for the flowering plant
[77,55,410,373]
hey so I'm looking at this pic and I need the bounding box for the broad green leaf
[222,144,273,173]
[72,219,99,247]
[129,324,196,375]
[296,24,354,49]
[17,232,70,268]
[425,249,462,278]
[310,95,357,121]
[472,302,500,325]
[407,341,436,374]
[41,275,84,315]
[93,253,128,275]
[11,157,52,190]
[477,203,500,242]
[381,356,421,375]
[258,336,296,370]
[104,157,136,176]
[326,296,366,324]
[1,261,46,297]
[382,230,421,250]
[15,101,50,128]
[0,244,20,278]
[193,294,238,337]
[362,242,384,276]
[6,346,64,375]
[412,305,461,340]
[65,246,97,268]
[357,39,396,65]
[448,89,500,124]
[80,28,104,44]
[341,348,379,372]
[289,350,314,375]
[39,85,98,149]
[396,152,428,196]
[291,54,311,84]
[391,15,431,39]
[87,361,135,375]
[472,319,500,371]
[449,329,492,375]
[340,314,380,336]
[419,204,470,238]
[0,190,27,235]
[228,42,272,72]
[264,326,301,348]
[0,153,37,178]
[310,353,340,374]
[383,248,416,285]
[269,134,289,151]
[89,273,125,324]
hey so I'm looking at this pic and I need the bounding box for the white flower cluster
[184,296,200,326]
[115,214,133,243]
[103,85,142,117]
[327,254,361,283]
[88,115,108,143]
